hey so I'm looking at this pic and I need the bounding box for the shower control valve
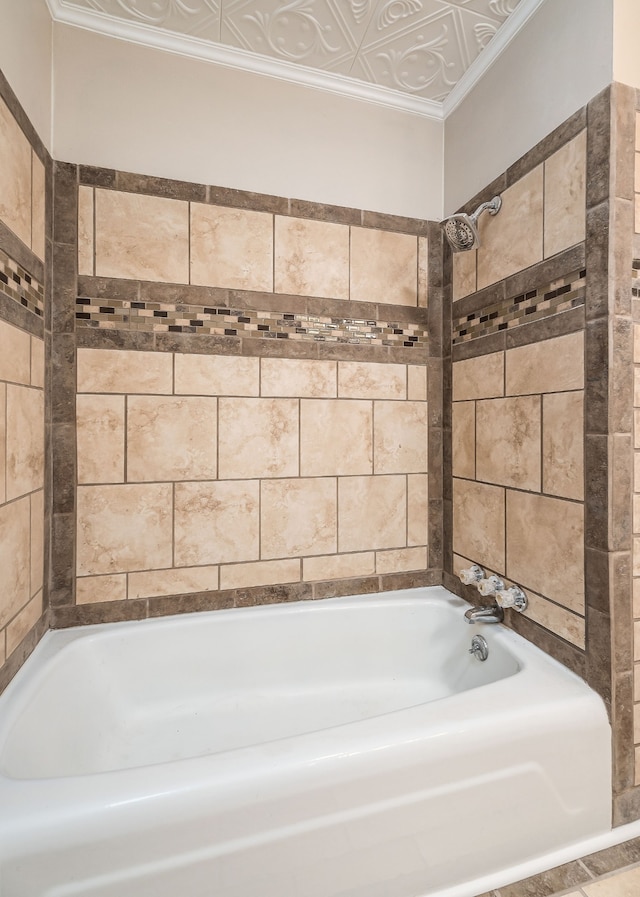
[458,564,484,586]
[477,575,504,597]
[495,586,528,612]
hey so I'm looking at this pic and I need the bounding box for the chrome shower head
[441,196,502,252]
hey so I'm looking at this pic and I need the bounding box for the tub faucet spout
[464,603,504,625]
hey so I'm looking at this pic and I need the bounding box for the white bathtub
[0,586,611,897]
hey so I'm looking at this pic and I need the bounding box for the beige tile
[543,391,584,500]
[30,489,44,596]
[0,384,5,505]
[523,590,585,649]
[376,546,427,575]
[218,397,298,479]
[453,478,505,573]
[636,745,640,786]
[31,152,45,261]
[584,865,640,896]
[275,216,349,300]
[477,165,544,289]
[453,352,504,401]
[634,578,640,617]
[78,185,94,276]
[418,236,428,307]
[30,336,44,388]
[261,358,336,398]
[338,361,406,399]
[0,96,32,248]
[77,348,173,394]
[636,367,640,408]
[637,115,640,152]
[338,475,406,553]
[452,249,477,301]
[635,453,640,491]
[76,574,127,605]
[506,330,584,396]
[374,401,427,474]
[408,473,428,547]
[635,325,640,363]
[635,540,640,579]
[0,496,30,628]
[127,396,217,482]
[6,590,42,657]
[452,401,475,479]
[95,189,189,282]
[76,483,173,575]
[128,565,219,599]
[0,635,4,667]
[174,353,259,397]
[636,620,640,659]
[6,385,44,501]
[174,480,259,567]
[507,490,584,613]
[302,552,375,582]
[635,703,640,742]
[77,395,125,485]
[190,203,273,291]
[407,365,427,401]
[220,559,299,591]
[544,131,586,258]
[350,227,417,306]
[0,318,31,385]
[261,478,337,559]
[476,396,541,491]
[636,411,640,449]
[301,399,372,477]
[636,194,640,235]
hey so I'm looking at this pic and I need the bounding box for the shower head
[441,196,502,252]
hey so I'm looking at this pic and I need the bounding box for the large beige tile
[0,96,32,248]
[544,130,586,258]
[407,365,427,401]
[635,323,640,363]
[95,189,189,282]
[0,496,31,628]
[31,152,45,261]
[302,552,375,582]
[6,385,44,500]
[418,236,428,307]
[77,348,173,394]
[350,227,417,306]
[452,249,477,301]
[30,489,44,596]
[584,865,640,896]
[374,401,427,474]
[76,574,127,605]
[174,481,259,567]
[127,396,217,482]
[338,361,406,399]
[300,399,372,476]
[507,490,584,612]
[506,330,584,395]
[476,396,541,491]
[220,559,299,590]
[174,353,259,397]
[408,473,428,547]
[523,590,585,649]
[78,185,94,276]
[218,397,298,479]
[477,165,544,289]
[261,358,336,398]
[77,483,173,575]
[261,478,337,559]
[30,336,44,388]
[191,203,273,291]
[128,565,219,599]
[453,352,504,401]
[376,546,427,574]
[453,478,505,574]
[0,318,31,385]
[275,216,349,300]
[0,384,5,504]
[543,390,584,500]
[338,475,406,553]
[452,401,475,479]
[6,590,42,658]
[77,395,125,485]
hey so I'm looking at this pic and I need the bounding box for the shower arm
[469,196,502,226]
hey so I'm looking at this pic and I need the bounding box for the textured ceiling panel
[55,0,523,103]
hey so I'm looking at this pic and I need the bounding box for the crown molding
[442,0,548,117]
[45,0,445,121]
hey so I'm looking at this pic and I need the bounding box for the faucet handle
[495,586,528,612]
[459,564,484,586]
[477,575,504,597]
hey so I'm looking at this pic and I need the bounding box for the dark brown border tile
[496,860,590,897]
[361,210,430,236]
[614,786,640,826]
[0,293,44,338]
[290,199,360,226]
[587,86,612,211]
[506,106,587,188]
[116,171,206,203]
[52,600,148,627]
[452,330,506,361]
[581,836,640,875]
[79,165,116,188]
[208,184,288,215]
[0,219,45,283]
[504,305,585,349]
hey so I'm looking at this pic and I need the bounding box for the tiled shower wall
[48,166,440,626]
[0,73,49,690]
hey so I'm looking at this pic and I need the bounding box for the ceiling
[48,0,537,115]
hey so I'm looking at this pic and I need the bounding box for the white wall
[444,0,613,215]
[613,0,640,89]
[52,24,443,220]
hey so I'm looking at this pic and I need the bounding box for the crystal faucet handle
[477,575,504,597]
[459,564,484,586]
[495,586,528,612]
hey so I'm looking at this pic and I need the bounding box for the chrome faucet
[464,602,504,625]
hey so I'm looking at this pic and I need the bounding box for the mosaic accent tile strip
[0,246,45,318]
[75,297,428,348]
[632,260,640,296]
[452,268,586,344]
